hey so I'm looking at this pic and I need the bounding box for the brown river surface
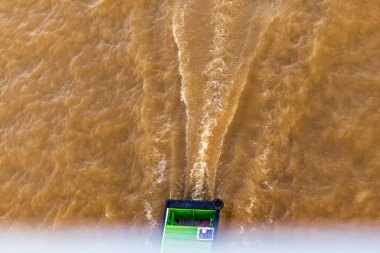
[0,0,380,230]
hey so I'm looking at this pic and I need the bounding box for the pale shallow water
[1,228,380,253]
[0,0,379,228]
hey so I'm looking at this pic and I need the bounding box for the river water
[0,0,379,229]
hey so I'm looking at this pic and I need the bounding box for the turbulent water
[0,0,379,229]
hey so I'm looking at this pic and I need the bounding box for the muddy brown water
[0,0,379,229]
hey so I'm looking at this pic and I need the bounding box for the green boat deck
[162,225,213,251]
[161,207,218,253]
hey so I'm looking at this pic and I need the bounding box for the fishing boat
[161,199,224,253]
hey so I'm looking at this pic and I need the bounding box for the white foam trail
[172,1,191,198]
[152,148,167,184]
[245,196,257,215]
[143,200,158,231]
[190,0,233,200]
[172,3,188,107]
[191,1,282,199]
[191,117,216,199]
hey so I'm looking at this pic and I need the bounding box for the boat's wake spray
[172,0,278,200]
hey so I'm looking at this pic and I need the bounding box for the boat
[161,198,224,253]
